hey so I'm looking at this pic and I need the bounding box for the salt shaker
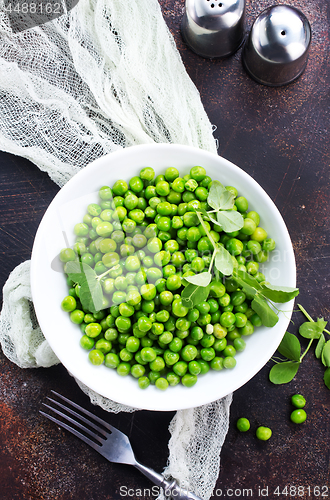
[242,5,312,86]
[181,0,246,58]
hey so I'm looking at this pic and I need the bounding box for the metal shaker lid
[181,0,246,58]
[242,5,312,86]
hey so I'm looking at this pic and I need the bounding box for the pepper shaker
[181,0,246,58]
[242,5,312,86]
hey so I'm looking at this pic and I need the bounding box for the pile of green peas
[60,165,276,391]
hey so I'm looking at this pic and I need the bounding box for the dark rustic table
[1,1,329,499]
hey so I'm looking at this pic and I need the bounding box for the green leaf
[251,295,279,327]
[207,180,226,210]
[216,210,244,233]
[207,214,222,227]
[316,317,327,331]
[66,261,104,314]
[260,283,299,303]
[214,246,234,276]
[184,272,212,287]
[181,283,211,309]
[324,367,330,390]
[321,340,330,368]
[219,189,235,210]
[299,320,325,339]
[236,269,262,288]
[277,332,301,361]
[269,361,300,384]
[230,269,259,301]
[315,333,326,359]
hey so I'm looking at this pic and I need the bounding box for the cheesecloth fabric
[0,0,232,498]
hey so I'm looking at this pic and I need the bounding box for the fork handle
[134,461,203,500]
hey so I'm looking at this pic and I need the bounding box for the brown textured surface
[0,1,329,499]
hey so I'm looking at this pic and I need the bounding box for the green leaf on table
[219,189,235,210]
[216,210,244,233]
[214,245,234,276]
[251,295,279,327]
[269,361,300,384]
[260,283,299,303]
[181,283,211,309]
[321,340,330,368]
[324,367,330,390]
[277,332,301,361]
[207,180,226,210]
[315,333,326,359]
[66,260,104,314]
[184,271,212,287]
[299,318,326,339]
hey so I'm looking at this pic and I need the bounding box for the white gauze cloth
[0,1,232,498]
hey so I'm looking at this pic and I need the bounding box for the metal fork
[40,391,202,500]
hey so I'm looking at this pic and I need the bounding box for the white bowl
[31,144,296,411]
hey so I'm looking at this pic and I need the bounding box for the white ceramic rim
[31,144,296,411]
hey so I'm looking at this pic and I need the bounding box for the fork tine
[40,410,102,453]
[50,390,122,436]
[41,403,105,445]
[46,397,108,438]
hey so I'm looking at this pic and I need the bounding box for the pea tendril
[269,305,330,389]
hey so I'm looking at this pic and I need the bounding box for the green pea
[210,357,224,371]
[171,177,185,193]
[116,362,131,376]
[214,339,227,352]
[246,211,260,226]
[290,409,307,424]
[104,328,118,342]
[236,418,250,432]
[190,166,206,181]
[139,167,155,182]
[251,227,268,242]
[80,335,95,350]
[159,290,174,306]
[88,349,104,365]
[235,196,248,212]
[291,394,306,409]
[182,211,198,228]
[149,356,165,372]
[200,347,215,361]
[169,337,183,353]
[167,372,180,386]
[223,356,237,369]
[166,274,181,291]
[70,309,85,324]
[181,374,197,387]
[61,295,77,312]
[134,375,149,390]
[95,339,112,354]
[233,338,246,352]
[172,299,189,318]
[173,360,188,377]
[200,334,215,348]
[155,180,170,197]
[154,377,168,390]
[115,316,131,332]
[256,426,272,441]
[60,248,76,263]
[127,176,143,193]
[218,293,230,307]
[198,359,210,374]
